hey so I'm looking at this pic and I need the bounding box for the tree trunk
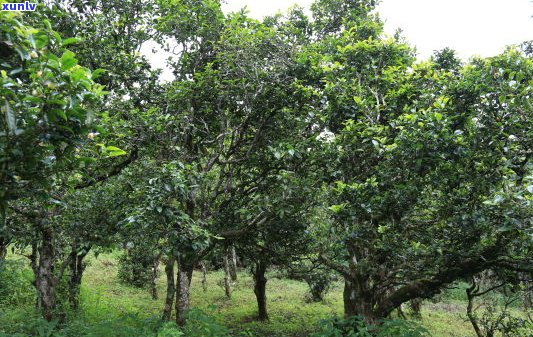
[253,260,268,321]
[201,262,208,292]
[36,227,57,321]
[162,256,175,321]
[0,203,7,266]
[342,277,379,325]
[229,245,238,282]
[68,243,90,310]
[175,257,194,326]
[0,237,7,263]
[223,253,232,299]
[466,282,484,337]
[409,298,422,319]
[150,253,161,300]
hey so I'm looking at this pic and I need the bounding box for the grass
[78,253,477,336]
[1,252,530,336]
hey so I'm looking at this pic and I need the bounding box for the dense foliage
[1,0,532,336]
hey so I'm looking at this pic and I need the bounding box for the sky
[221,0,533,60]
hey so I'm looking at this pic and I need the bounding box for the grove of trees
[1,0,532,335]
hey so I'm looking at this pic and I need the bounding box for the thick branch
[75,148,138,189]
[375,247,504,317]
[318,254,350,278]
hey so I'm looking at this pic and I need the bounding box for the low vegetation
[1,252,530,336]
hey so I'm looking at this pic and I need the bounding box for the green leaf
[328,204,344,213]
[14,46,30,60]
[60,50,78,70]
[52,109,68,121]
[91,68,106,79]
[4,100,16,132]
[62,37,82,46]
[105,146,127,157]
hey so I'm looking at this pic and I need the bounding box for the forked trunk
[253,260,268,321]
[162,256,175,321]
[175,258,194,326]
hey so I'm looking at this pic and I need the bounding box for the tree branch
[75,147,138,189]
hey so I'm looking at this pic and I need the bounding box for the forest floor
[1,251,528,337]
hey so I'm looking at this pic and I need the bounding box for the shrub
[311,316,429,337]
[182,309,229,337]
[117,248,157,288]
[0,259,35,307]
[304,270,333,302]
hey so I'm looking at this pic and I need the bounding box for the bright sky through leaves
[222,0,533,60]
[147,0,533,80]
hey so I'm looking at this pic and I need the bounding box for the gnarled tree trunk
[252,259,268,321]
[162,256,175,321]
[36,227,57,321]
[175,257,194,326]
[343,277,379,325]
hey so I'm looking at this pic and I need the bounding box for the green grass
[78,253,478,336]
[1,252,530,336]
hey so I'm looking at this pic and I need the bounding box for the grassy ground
[1,252,530,336]
[78,252,477,337]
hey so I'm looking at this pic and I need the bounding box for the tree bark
[175,257,194,326]
[0,203,7,266]
[342,277,378,325]
[201,261,208,292]
[223,253,232,299]
[36,227,57,321]
[162,256,175,321]
[253,260,268,321]
[0,237,7,263]
[150,253,161,300]
[229,245,238,282]
[68,243,90,310]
